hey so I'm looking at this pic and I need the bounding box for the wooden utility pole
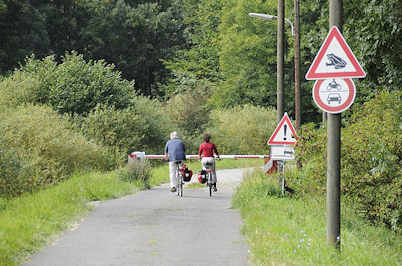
[294,0,301,130]
[277,0,285,123]
[327,0,343,249]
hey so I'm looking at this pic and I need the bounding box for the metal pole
[277,0,285,123]
[327,0,342,249]
[294,0,301,130]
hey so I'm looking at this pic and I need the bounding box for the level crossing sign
[305,26,366,80]
[267,112,298,145]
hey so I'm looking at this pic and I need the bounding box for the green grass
[0,171,140,266]
[232,170,402,266]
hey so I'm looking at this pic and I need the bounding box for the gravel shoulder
[23,168,255,266]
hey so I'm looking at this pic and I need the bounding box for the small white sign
[270,145,295,160]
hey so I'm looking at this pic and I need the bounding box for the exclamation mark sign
[283,124,287,140]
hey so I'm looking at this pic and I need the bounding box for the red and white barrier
[129,152,277,174]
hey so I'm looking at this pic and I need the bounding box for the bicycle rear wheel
[179,175,183,197]
[208,173,212,197]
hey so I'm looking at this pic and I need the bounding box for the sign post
[267,113,298,195]
[305,20,365,249]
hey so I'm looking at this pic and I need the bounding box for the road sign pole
[327,113,341,248]
[328,0,342,250]
[277,0,285,123]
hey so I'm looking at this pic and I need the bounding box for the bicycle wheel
[180,177,183,197]
[208,173,212,197]
[176,166,180,197]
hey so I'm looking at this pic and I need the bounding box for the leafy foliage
[206,105,277,154]
[164,84,212,153]
[79,97,170,155]
[117,160,152,186]
[0,105,118,197]
[291,91,401,231]
[19,53,135,115]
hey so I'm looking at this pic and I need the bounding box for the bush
[117,160,151,186]
[164,88,211,153]
[16,52,136,115]
[342,90,401,231]
[0,70,40,108]
[291,91,401,231]
[0,105,118,197]
[206,105,277,154]
[79,96,171,155]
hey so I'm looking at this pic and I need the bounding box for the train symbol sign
[305,26,366,80]
[267,113,298,145]
[312,78,356,113]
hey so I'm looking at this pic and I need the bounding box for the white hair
[170,131,178,139]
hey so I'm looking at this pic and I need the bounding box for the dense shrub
[164,88,211,153]
[291,91,401,231]
[0,71,40,108]
[130,96,173,154]
[16,52,136,115]
[342,91,401,231]
[206,105,277,154]
[117,160,152,186]
[0,105,118,197]
[79,96,171,155]
[0,135,34,197]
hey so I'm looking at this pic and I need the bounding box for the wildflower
[300,239,304,243]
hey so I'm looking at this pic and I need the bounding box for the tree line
[1,0,400,123]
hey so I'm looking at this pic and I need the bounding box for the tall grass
[232,170,401,265]
[0,171,140,266]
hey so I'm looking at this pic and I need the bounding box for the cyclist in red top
[198,133,220,191]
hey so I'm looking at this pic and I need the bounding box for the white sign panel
[270,145,295,161]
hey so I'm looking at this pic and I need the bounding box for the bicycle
[174,160,184,197]
[202,157,221,197]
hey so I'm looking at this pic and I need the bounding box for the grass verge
[0,171,141,266]
[232,169,401,266]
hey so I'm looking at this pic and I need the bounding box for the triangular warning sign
[267,113,298,145]
[305,26,366,80]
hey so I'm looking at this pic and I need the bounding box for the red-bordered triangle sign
[305,26,366,80]
[267,113,298,145]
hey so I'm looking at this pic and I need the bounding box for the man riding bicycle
[165,131,186,193]
[198,133,220,192]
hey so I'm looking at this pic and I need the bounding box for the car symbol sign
[312,78,356,113]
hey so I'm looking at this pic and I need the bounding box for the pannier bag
[180,164,193,182]
[197,170,207,184]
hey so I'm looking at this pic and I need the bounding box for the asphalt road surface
[23,168,253,266]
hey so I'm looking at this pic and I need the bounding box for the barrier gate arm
[138,154,269,160]
[129,152,277,174]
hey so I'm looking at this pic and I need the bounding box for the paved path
[23,168,254,266]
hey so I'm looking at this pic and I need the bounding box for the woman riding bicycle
[198,133,220,192]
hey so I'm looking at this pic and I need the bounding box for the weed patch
[233,170,401,265]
